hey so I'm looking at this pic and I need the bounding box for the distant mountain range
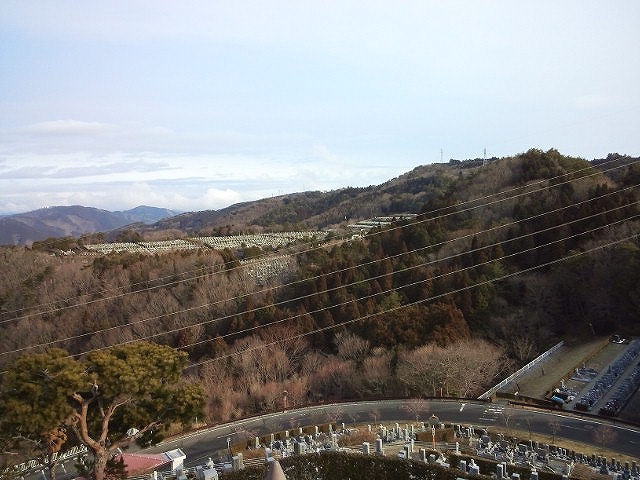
[0,205,179,246]
[2,152,636,247]
[0,160,471,246]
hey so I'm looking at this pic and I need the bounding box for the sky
[1,1,639,215]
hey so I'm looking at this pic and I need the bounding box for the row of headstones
[575,339,640,411]
[460,460,540,480]
[585,456,639,476]
[613,468,640,480]
[265,420,427,455]
[502,438,639,475]
[195,232,326,250]
[375,422,428,443]
[365,440,634,480]
[381,422,640,477]
[445,454,640,480]
[476,436,545,463]
[472,432,640,477]
[360,441,450,466]
[452,424,481,438]
[254,423,638,480]
[258,426,342,456]
[449,424,640,478]
[255,422,435,460]
[256,422,639,477]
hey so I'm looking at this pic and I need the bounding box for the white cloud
[201,188,242,209]
[0,1,639,214]
[24,120,118,136]
[0,145,415,213]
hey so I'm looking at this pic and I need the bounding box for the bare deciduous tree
[397,339,505,398]
[361,348,393,396]
[335,332,370,365]
[592,425,618,454]
[548,419,561,445]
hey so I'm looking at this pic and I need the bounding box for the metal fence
[478,341,564,400]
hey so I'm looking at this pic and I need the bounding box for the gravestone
[294,441,306,455]
[419,448,426,462]
[232,453,243,471]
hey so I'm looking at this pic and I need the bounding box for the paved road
[144,399,640,466]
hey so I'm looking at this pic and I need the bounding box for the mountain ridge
[0,205,179,246]
[2,151,637,246]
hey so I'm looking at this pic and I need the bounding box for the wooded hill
[119,156,480,237]
[1,149,639,422]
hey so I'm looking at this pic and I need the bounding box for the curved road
[145,399,640,465]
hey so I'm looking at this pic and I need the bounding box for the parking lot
[497,337,640,423]
[571,339,640,416]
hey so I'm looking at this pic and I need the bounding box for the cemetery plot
[347,214,418,231]
[572,339,640,416]
[241,256,296,285]
[84,241,145,254]
[193,232,327,251]
[83,231,328,255]
[495,338,640,421]
[156,421,640,480]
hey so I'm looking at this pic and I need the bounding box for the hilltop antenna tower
[483,148,487,166]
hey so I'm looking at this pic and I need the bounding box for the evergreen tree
[0,342,204,480]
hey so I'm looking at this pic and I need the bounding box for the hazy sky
[1,1,639,214]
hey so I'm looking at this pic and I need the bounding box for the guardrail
[478,341,564,400]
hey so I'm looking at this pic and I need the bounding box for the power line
[0,157,637,361]
[4,193,637,358]
[177,212,639,358]
[185,231,639,371]
[2,157,635,326]
[1,155,626,320]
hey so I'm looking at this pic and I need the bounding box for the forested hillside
[135,159,464,235]
[1,149,639,422]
